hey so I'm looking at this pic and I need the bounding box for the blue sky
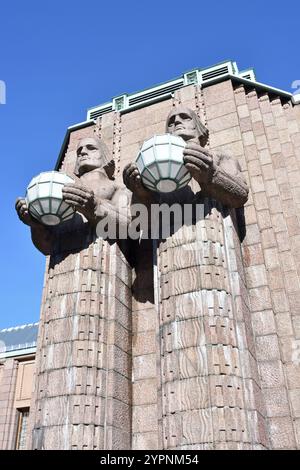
[0,0,299,328]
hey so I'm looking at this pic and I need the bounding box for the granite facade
[2,77,300,449]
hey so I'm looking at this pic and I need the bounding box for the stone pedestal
[155,198,268,449]
[28,225,132,450]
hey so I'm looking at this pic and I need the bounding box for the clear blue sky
[0,0,299,328]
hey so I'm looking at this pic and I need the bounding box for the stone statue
[123,104,248,208]
[123,106,251,450]
[15,136,130,254]
[14,108,251,450]
[15,136,132,450]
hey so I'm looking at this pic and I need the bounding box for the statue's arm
[183,143,248,208]
[201,154,249,208]
[122,162,160,238]
[30,224,54,255]
[94,188,131,227]
[62,181,131,229]
[123,162,158,208]
[15,198,54,255]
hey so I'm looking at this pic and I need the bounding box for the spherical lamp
[135,134,191,193]
[26,171,75,226]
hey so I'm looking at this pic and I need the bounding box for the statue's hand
[62,183,96,222]
[15,197,38,227]
[123,163,152,200]
[183,142,216,184]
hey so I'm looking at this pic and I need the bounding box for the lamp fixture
[135,134,191,193]
[26,171,75,226]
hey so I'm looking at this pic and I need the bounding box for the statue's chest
[80,171,117,200]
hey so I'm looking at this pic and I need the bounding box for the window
[16,409,29,450]
[114,96,126,111]
[184,71,198,85]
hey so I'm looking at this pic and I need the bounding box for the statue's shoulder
[214,151,242,176]
[112,184,132,204]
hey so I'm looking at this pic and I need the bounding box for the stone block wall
[28,235,133,449]
[0,359,19,449]
[28,78,300,449]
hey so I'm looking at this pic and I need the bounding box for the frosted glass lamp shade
[26,171,75,226]
[136,134,191,193]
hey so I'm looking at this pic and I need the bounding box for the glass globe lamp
[26,171,75,226]
[135,134,191,193]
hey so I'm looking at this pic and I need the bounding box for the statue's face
[167,107,198,141]
[76,138,105,176]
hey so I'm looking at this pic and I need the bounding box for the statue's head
[74,136,115,179]
[166,105,208,146]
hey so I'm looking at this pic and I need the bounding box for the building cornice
[55,61,295,171]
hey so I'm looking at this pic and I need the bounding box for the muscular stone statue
[13,107,252,450]
[16,136,130,254]
[123,105,248,208]
[15,135,133,450]
[123,106,250,450]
